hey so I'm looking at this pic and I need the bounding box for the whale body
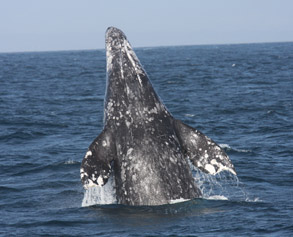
[80,27,236,206]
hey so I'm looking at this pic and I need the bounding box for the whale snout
[106,26,125,37]
[105,27,127,49]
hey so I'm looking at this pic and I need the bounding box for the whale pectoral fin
[80,128,116,189]
[174,119,236,175]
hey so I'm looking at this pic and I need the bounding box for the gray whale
[80,27,236,206]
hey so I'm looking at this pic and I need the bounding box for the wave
[64,159,80,165]
[0,130,47,143]
[12,160,81,176]
[0,186,20,193]
[205,195,229,201]
[219,143,252,153]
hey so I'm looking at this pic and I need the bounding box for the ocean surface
[0,42,292,236]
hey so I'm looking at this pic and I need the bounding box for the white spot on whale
[85,150,92,159]
[126,121,131,127]
[91,174,97,181]
[211,159,218,165]
[127,148,134,156]
[97,175,104,186]
[205,164,216,174]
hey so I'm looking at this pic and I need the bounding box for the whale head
[104,27,167,126]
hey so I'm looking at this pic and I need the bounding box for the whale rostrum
[80,27,236,206]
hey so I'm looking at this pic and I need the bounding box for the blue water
[1,42,292,236]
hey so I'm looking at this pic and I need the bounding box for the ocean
[0,42,292,236]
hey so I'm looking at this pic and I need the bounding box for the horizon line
[1,40,292,54]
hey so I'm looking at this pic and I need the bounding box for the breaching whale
[80,27,236,206]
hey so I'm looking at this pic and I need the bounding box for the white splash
[219,144,252,153]
[192,166,256,202]
[219,143,231,149]
[206,195,228,200]
[81,175,117,207]
[169,198,190,204]
[64,160,77,165]
[81,152,257,206]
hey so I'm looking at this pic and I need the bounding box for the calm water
[0,42,292,236]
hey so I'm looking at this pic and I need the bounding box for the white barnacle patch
[210,159,218,165]
[125,120,131,128]
[106,50,113,72]
[192,133,199,139]
[80,170,86,179]
[170,157,176,163]
[190,137,197,145]
[149,107,158,114]
[148,117,154,122]
[126,148,134,156]
[102,140,107,147]
[91,174,97,181]
[97,175,104,186]
[218,154,224,160]
[204,153,209,159]
[132,174,137,181]
[205,164,216,174]
[107,101,114,110]
[85,150,92,159]
[197,161,203,167]
[80,168,87,179]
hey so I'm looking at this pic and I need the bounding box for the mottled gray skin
[80,27,236,206]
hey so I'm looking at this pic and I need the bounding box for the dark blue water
[1,43,292,236]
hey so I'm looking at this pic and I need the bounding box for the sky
[1,0,293,53]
